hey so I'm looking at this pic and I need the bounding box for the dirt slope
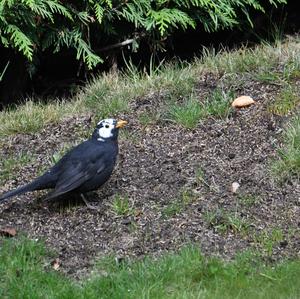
[0,74,299,278]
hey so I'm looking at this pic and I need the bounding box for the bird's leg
[80,193,98,210]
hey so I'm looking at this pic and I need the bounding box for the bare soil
[0,73,299,278]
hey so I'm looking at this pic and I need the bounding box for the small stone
[228,153,235,159]
[121,218,132,225]
[280,240,288,248]
[51,258,61,271]
[267,121,276,131]
[231,182,240,193]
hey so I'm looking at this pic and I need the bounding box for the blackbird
[0,118,127,205]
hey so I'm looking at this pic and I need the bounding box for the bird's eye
[105,124,109,128]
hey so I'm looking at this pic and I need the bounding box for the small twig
[97,32,145,53]
[0,60,10,81]
[77,60,83,77]
[97,38,135,52]
[259,273,277,281]
[80,194,99,210]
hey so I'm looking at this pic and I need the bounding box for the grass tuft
[204,88,234,118]
[268,85,300,116]
[252,228,284,257]
[168,95,203,129]
[205,209,250,235]
[162,189,195,217]
[81,74,130,117]
[237,193,261,207]
[111,194,133,216]
[167,88,233,129]
[0,151,33,183]
[138,111,161,126]
[0,101,69,137]
[202,36,300,88]
[271,116,300,181]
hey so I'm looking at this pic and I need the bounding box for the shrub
[0,0,286,72]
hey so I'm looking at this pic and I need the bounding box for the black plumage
[0,118,127,203]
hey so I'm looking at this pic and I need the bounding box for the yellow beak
[115,120,128,129]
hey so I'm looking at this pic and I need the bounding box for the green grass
[0,62,200,137]
[195,167,205,184]
[0,100,71,137]
[111,194,134,216]
[1,37,299,137]
[81,75,130,117]
[194,167,219,192]
[1,237,300,299]
[0,237,80,299]
[271,116,300,181]
[162,189,195,218]
[237,193,261,207]
[0,151,33,183]
[205,209,250,235]
[167,88,233,129]
[167,95,203,129]
[203,36,300,86]
[119,129,139,143]
[80,60,201,121]
[252,228,284,257]
[268,85,300,116]
[204,88,234,118]
[138,111,161,126]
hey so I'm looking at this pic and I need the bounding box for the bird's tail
[0,180,42,202]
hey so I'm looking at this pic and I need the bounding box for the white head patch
[97,118,116,141]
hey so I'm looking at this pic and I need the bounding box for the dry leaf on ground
[0,227,17,237]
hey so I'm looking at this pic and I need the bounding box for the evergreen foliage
[0,0,286,70]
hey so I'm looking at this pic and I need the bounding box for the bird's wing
[47,158,106,199]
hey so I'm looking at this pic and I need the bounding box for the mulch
[0,74,299,278]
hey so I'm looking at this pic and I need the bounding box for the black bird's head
[92,118,128,141]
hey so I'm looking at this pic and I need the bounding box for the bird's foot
[80,194,99,210]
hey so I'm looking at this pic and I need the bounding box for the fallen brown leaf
[0,227,17,237]
[51,258,61,271]
[134,209,143,217]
